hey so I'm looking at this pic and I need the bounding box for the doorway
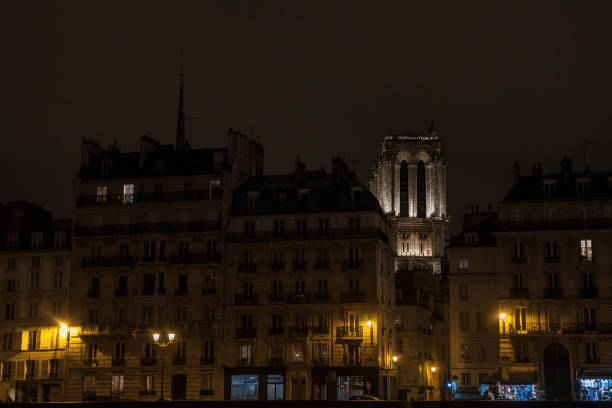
[171,374,187,400]
[543,343,572,400]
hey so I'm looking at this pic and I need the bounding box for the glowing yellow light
[153,333,160,342]
[366,321,372,327]
[168,333,175,341]
[392,356,398,362]
[431,367,437,373]
[59,323,68,336]
[499,313,506,319]
[69,327,77,336]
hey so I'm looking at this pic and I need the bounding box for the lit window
[458,259,469,269]
[122,184,135,204]
[96,186,108,203]
[293,343,304,362]
[111,375,124,397]
[580,239,593,262]
[7,233,19,249]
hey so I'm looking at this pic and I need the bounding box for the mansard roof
[231,170,386,217]
[78,146,229,180]
[504,170,612,201]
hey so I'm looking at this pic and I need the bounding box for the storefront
[495,383,540,401]
[578,371,612,401]
[225,369,286,400]
[482,370,541,401]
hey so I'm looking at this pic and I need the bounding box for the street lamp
[392,355,398,363]
[499,313,506,335]
[153,332,176,401]
[431,367,437,373]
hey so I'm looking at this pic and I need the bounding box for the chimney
[80,138,101,167]
[139,135,159,169]
[561,156,573,186]
[332,156,349,182]
[295,156,306,185]
[513,161,520,185]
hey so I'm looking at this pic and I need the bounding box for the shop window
[337,375,366,400]
[231,375,258,400]
[267,374,284,400]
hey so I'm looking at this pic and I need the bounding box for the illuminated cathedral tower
[369,124,449,274]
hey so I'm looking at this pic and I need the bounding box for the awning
[579,369,612,379]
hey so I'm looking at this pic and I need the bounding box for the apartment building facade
[224,157,396,400]
[65,130,262,401]
[449,158,612,401]
[0,202,72,402]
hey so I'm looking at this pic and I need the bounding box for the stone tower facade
[369,127,449,274]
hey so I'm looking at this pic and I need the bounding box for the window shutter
[41,360,49,379]
[10,362,16,380]
[16,361,25,380]
[36,331,41,349]
[14,332,22,351]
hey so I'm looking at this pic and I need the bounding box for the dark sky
[2,1,611,233]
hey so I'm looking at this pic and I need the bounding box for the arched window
[399,161,408,216]
[417,161,426,218]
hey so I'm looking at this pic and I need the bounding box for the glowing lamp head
[500,313,506,319]
[447,382,452,388]
[153,333,160,342]
[366,320,372,327]
[168,333,175,341]
[392,355,398,363]
[431,367,437,373]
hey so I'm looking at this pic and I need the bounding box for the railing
[288,327,308,337]
[508,287,530,298]
[314,260,330,270]
[84,359,98,367]
[112,358,125,366]
[312,358,330,366]
[341,292,366,303]
[292,261,307,271]
[506,323,612,335]
[499,218,612,232]
[139,390,156,396]
[235,294,259,305]
[236,327,256,338]
[342,357,361,366]
[226,227,389,244]
[82,256,134,268]
[238,358,252,366]
[269,294,284,303]
[200,356,214,365]
[169,253,221,265]
[544,256,560,264]
[287,293,311,304]
[199,389,214,396]
[342,259,363,270]
[202,287,216,295]
[268,326,284,335]
[140,358,157,366]
[543,287,563,298]
[336,326,363,339]
[313,293,331,302]
[579,255,595,264]
[81,323,100,333]
[114,288,128,297]
[172,356,186,365]
[579,287,599,298]
[75,220,221,237]
[237,262,257,273]
[311,326,329,335]
[270,262,285,271]
[86,289,100,298]
[77,190,223,206]
[510,256,527,264]
[174,288,188,296]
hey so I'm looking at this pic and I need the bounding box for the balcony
[343,259,363,270]
[114,288,128,298]
[84,358,98,367]
[199,389,214,396]
[313,292,330,302]
[268,358,284,367]
[202,287,216,295]
[579,287,599,299]
[237,262,257,274]
[81,323,101,333]
[292,261,307,271]
[140,358,157,366]
[173,356,186,365]
[314,260,330,270]
[544,256,560,264]
[238,358,252,367]
[77,189,223,206]
[236,327,256,338]
[112,358,125,366]
[311,326,329,335]
[511,257,527,264]
[174,288,188,296]
[579,255,595,264]
[341,292,366,303]
[235,294,259,305]
[140,288,155,295]
[312,358,329,366]
[270,262,285,271]
[268,326,284,335]
[269,294,284,303]
[201,356,215,365]
[343,357,361,366]
[509,287,530,298]
[75,220,221,238]
[139,390,156,396]
[169,253,221,265]
[288,327,308,337]
[543,287,563,298]
[226,227,388,243]
[82,256,134,268]
[336,326,363,340]
[287,292,311,304]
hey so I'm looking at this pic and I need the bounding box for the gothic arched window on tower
[400,161,408,216]
[417,161,426,218]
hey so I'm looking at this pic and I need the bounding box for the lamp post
[153,332,175,401]
[499,313,506,335]
[431,366,437,400]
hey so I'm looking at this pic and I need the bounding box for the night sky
[2,1,611,233]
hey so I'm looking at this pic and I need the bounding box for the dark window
[142,273,155,294]
[400,161,409,216]
[417,160,426,218]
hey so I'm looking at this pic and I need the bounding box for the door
[543,343,572,400]
[292,377,306,400]
[171,374,187,400]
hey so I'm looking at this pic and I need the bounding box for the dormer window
[54,230,67,248]
[351,187,363,209]
[576,178,590,197]
[101,158,112,177]
[465,233,478,245]
[31,231,43,250]
[7,233,19,249]
[96,186,108,204]
[122,184,135,204]
[298,189,310,210]
[10,209,22,222]
[278,192,286,203]
[247,192,258,214]
[154,160,166,174]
